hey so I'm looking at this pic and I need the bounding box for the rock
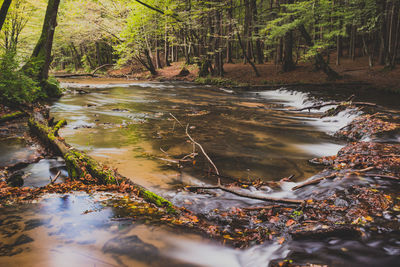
[103,235,159,262]
[14,234,34,246]
[334,198,349,207]
[6,171,24,187]
[24,219,47,231]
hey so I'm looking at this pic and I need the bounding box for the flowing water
[1,80,399,266]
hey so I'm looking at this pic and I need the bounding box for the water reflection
[51,83,347,190]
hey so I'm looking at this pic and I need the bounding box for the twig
[187,184,304,205]
[292,167,376,190]
[243,205,280,211]
[169,113,184,128]
[185,124,219,176]
[292,173,337,191]
[50,171,61,184]
[169,113,221,184]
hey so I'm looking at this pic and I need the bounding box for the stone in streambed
[6,171,24,187]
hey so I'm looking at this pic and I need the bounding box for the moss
[41,79,62,98]
[52,119,67,136]
[139,189,177,214]
[29,116,178,214]
[0,111,25,123]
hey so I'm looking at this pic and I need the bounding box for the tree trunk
[95,42,102,66]
[26,0,60,80]
[379,0,389,65]
[155,38,162,69]
[22,0,61,97]
[213,7,224,76]
[391,3,400,66]
[298,24,340,80]
[226,0,234,63]
[336,35,342,65]
[281,0,295,73]
[235,24,260,77]
[0,0,12,32]
[145,49,157,75]
[243,0,251,63]
[251,0,264,64]
[164,25,171,66]
[282,30,295,72]
[275,37,283,65]
[362,35,373,68]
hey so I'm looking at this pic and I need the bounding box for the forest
[0,0,400,266]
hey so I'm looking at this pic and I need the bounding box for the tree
[0,0,12,31]
[23,0,61,97]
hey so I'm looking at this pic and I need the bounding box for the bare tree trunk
[275,38,283,65]
[379,0,389,65]
[226,0,234,63]
[243,0,250,64]
[282,29,295,71]
[391,3,400,66]
[0,0,12,32]
[251,0,264,64]
[362,35,373,68]
[336,35,342,65]
[155,38,162,69]
[164,24,171,66]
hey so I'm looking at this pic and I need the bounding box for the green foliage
[0,51,43,106]
[194,76,238,87]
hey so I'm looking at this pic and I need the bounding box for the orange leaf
[286,219,295,226]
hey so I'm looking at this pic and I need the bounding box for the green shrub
[194,76,238,87]
[0,51,44,106]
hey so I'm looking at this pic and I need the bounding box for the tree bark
[155,38,162,69]
[379,0,389,65]
[164,24,171,66]
[251,0,264,64]
[0,0,12,32]
[24,0,60,81]
[226,0,234,63]
[282,30,295,72]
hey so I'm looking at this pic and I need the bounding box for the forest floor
[106,56,400,92]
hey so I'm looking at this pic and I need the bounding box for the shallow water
[52,83,349,188]
[1,81,399,266]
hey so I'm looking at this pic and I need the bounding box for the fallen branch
[363,173,400,180]
[292,173,337,191]
[169,113,221,184]
[292,167,376,191]
[50,171,61,184]
[28,114,178,214]
[243,205,280,211]
[293,101,377,112]
[187,184,304,205]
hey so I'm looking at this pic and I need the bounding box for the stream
[1,80,399,266]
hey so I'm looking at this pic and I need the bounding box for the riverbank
[102,56,400,93]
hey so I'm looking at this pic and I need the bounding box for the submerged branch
[187,184,304,205]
